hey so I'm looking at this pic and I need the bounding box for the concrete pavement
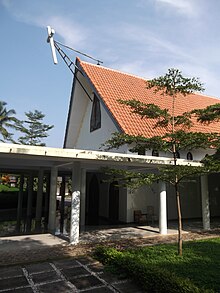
[0,257,144,292]
[0,234,67,253]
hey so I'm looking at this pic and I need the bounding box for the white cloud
[110,60,151,79]
[155,0,198,17]
[1,0,12,9]
[116,23,194,63]
[1,1,87,48]
[38,16,87,48]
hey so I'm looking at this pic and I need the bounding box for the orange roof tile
[77,57,220,137]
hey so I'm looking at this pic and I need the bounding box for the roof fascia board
[63,73,77,148]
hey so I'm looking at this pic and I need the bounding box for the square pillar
[70,162,81,244]
[48,167,58,233]
[201,175,210,230]
[159,181,167,234]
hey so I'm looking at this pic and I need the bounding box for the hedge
[94,246,213,293]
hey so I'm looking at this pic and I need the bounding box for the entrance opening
[109,181,119,223]
[86,174,100,225]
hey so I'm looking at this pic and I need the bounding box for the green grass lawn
[95,237,220,292]
[0,184,19,192]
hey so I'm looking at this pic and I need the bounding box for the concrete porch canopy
[0,143,202,172]
[0,143,205,244]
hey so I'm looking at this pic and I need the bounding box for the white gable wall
[65,75,90,148]
[75,100,120,151]
[65,74,128,153]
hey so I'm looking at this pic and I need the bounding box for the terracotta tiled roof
[77,57,220,137]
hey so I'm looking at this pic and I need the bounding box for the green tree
[104,69,219,255]
[17,110,54,146]
[0,101,18,142]
[192,103,220,172]
[192,103,220,123]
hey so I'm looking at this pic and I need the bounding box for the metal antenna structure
[47,26,58,64]
[46,26,95,101]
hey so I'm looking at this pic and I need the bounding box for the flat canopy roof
[0,143,202,174]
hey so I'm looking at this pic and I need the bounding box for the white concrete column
[48,166,58,233]
[159,181,167,235]
[201,175,210,230]
[80,168,86,229]
[70,162,81,244]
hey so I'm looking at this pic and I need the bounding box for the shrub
[94,246,213,293]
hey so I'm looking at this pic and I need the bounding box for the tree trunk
[173,141,183,256]
[175,180,183,256]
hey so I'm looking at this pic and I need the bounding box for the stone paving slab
[25,262,54,274]
[0,275,29,290]
[0,257,145,292]
[62,266,89,279]
[37,280,74,293]
[69,275,104,290]
[82,287,116,292]
[0,266,23,278]
[31,270,60,284]
[6,288,33,293]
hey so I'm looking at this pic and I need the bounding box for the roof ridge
[76,57,149,82]
[76,57,220,100]
[197,91,219,100]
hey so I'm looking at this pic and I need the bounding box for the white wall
[126,184,158,222]
[75,101,122,151]
[65,74,90,148]
[130,148,215,161]
[65,73,130,153]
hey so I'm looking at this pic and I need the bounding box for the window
[176,151,180,159]
[90,94,101,132]
[187,152,193,160]
[152,150,159,157]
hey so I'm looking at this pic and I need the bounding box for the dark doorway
[109,181,119,223]
[86,174,100,225]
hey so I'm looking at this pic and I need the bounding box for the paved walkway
[79,225,179,243]
[79,218,220,243]
[0,234,67,253]
[0,225,179,253]
[1,218,220,252]
[0,257,144,293]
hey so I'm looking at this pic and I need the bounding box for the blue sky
[1,0,220,147]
